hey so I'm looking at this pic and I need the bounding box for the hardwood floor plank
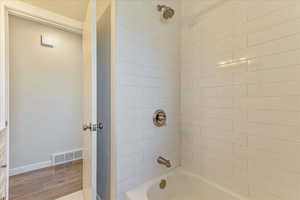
[9,160,82,200]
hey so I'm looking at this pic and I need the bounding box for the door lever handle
[83,123,92,131]
[82,122,104,131]
[0,164,7,168]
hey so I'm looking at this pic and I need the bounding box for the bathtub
[126,168,248,200]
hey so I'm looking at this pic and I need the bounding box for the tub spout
[157,156,171,168]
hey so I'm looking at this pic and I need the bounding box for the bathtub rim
[125,167,250,200]
[125,168,180,200]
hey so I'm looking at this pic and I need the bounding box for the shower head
[157,5,175,20]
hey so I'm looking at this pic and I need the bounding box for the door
[0,128,8,200]
[82,0,98,200]
[0,2,9,198]
[97,6,111,200]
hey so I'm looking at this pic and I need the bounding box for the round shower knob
[153,109,167,127]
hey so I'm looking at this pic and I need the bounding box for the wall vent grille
[52,149,82,165]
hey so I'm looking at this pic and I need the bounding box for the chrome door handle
[82,122,104,131]
[0,164,7,168]
[83,123,92,131]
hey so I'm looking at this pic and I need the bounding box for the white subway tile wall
[116,0,181,200]
[181,1,300,200]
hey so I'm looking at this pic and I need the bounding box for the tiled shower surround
[116,0,300,200]
[116,0,181,199]
[181,1,300,200]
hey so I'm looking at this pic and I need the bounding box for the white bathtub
[126,168,248,200]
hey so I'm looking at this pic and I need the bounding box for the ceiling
[20,0,89,21]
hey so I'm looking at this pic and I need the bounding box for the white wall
[9,15,83,170]
[115,0,181,199]
[181,1,300,200]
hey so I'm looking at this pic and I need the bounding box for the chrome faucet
[157,156,171,168]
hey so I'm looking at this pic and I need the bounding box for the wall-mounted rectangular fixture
[41,35,54,48]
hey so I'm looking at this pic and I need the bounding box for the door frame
[110,1,117,199]
[0,1,82,199]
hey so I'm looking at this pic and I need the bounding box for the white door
[0,1,9,197]
[82,0,98,200]
[0,128,8,200]
[97,6,111,200]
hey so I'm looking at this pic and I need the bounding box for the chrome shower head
[157,5,175,20]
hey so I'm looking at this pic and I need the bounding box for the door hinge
[82,122,103,132]
[5,121,8,127]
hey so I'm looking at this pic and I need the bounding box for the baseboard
[97,194,102,200]
[10,160,52,176]
[10,157,83,176]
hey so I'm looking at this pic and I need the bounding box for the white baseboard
[97,194,102,200]
[10,160,52,176]
[10,158,83,176]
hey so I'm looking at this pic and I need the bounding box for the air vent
[54,154,65,164]
[52,149,82,166]
[65,152,74,162]
[74,150,83,159]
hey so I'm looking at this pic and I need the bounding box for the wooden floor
[9,160,82,200]
[55,191,83,200]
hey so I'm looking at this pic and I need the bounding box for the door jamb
[0,1,82,199]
